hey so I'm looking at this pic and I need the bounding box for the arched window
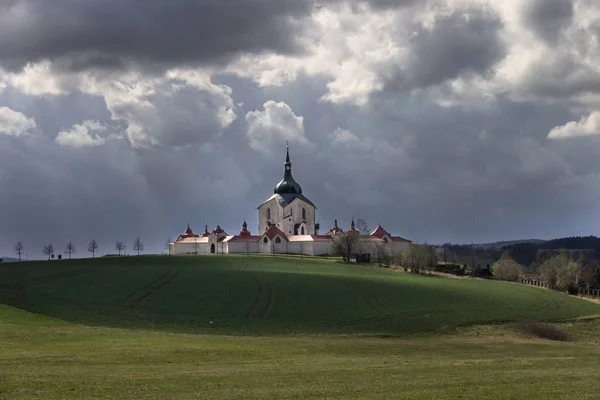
[267,208,271,220]
[383,237,388,243]
[302,208,306,221]
[301,227,305,235]
[275,237,281,244]
[263,237,268,244]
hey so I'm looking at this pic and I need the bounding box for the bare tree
[331,232,361,262]
[193,239,199,254]
[43,244,54,260]
[65,241,76,259]
[374,243,392,266]
[540,250,581,292]
[88,240,98,258]
[356,218,370,235]
[133,237,144,256]
[115,241,124,256]
[492,254,523,282]
[14,241,24,262]
[401,245,436,274]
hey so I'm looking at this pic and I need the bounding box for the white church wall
[227,241,259,254]
[313,241,332,256]
[258,197,287,235]
[285,199,316,235]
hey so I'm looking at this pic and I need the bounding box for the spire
[334,219,338,228]
[243,220,247,230]
[204,225,208,234]
[351,217,355,231]
[284,142,292,176]
[274,143,302,195]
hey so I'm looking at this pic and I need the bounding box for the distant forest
[442,236,600,269]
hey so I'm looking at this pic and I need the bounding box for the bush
[492,256,523,282]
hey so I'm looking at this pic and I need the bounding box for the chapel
[169,146,411,257]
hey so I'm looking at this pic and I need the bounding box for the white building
[169,146,412,258]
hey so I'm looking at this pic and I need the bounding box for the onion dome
[201,224,210,237]
[213,225,225,235]
[239,220,251,236]
[274,144,303,195]
[184,224,194,236]
[327,219,343,235]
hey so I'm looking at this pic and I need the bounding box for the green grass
[1,303,600,399]
[0,254,598,335]
[1,255,600,399]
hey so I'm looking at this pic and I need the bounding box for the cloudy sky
[1,0,600,258]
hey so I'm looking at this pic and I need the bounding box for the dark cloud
[0,0,422,73]
[523,0,574,44]
[0,0,315,72]
[385,7,506,91]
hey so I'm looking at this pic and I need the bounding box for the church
[169,146,412,257]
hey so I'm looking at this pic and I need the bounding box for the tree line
[12,238,145,261]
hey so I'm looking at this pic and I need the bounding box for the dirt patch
[509,321,572,342]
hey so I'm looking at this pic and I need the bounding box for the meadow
[1,254,599,399]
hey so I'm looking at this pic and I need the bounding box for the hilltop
[0,254,598,335]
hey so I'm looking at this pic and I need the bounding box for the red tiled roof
[370,225,390,239]
[391,236,412,243]
[263,225,288,241]
[212,225,227,235]
[228,235,261,242]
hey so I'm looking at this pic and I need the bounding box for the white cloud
[330,127,361,147]
[245,101,310,153]
[55,120,107,147]
[0,106,36,136]
[548,112,600,139]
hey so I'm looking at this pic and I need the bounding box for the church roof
[226,235,261,242]
[370,225,391,239]
[274,145,302,195]
[259,193,316,209]
[263,225,288,241]
[370,224,412,243]
[175,224,200,242]
[239,220,252,236]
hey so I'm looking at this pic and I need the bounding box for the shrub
[492,255,523,282]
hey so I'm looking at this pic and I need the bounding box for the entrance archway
[210,244,216,253]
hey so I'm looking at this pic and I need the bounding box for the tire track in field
[0,268,92,290]
[259,280,274,321]
[245,277,263,319]
[122,269,179,311]
[341,278,393,316]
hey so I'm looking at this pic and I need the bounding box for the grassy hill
[1,254,598,335]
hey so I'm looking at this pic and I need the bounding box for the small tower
[239,220,251,236]
[348,217,359,234]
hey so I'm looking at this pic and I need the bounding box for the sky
[1,0,600,259]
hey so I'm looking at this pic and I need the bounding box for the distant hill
[474,239,546,250]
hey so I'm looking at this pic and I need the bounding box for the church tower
[257,145,317,236]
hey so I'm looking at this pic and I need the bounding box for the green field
[1,255,600,399]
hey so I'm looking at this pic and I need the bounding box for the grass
[1,304,600,399]
[0,254,599,335]
[1,254,600,399]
